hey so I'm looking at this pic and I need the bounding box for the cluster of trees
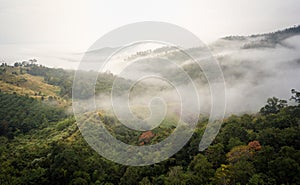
[0,92,66,138]
[291,89,300,103]
[0,91,299,184]
[0,62,72,98]
[1,59,37,67]
[239,25,300,49]
[26,65,73,99]
[13,59,38,67]
[125,50,153,61]
[26,64,126,99]
[1,62,154,100]
[224,25,300,42]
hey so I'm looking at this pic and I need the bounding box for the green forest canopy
[0,90,299,184]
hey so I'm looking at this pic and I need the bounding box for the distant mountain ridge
[222,25,300,49]
[223,25,300,40]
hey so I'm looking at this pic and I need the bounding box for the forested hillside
[0,85,299,184]
[0,62,122,100]
[0,53,300,184]
[1,0,300,183]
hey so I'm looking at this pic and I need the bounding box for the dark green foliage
[205,143,226,168]
[0,92,66,137]
[215,119,250,148]
[0,92,300,184]
[248,173,276,185]
[187,154,214,184]
[268,157,300,184]
[26,64,131,100]
[231,160,256,184]
[260,97,287,115]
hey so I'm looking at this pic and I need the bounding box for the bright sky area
[0,0,299,68]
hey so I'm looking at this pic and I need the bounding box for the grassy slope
[0,66,67,106]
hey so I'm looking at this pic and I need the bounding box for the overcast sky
[0,0,299,68]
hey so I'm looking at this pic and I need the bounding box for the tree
[14,62,21,67]
[188,154,214,184]
[70,177,88,185]
[164,166,185,185]
[120,167,141,185]
[217,122,249,146]
[22,61,28,66]
[29,59,37,65]
[139,177,153,185]
[290,89,300,103]
[231,160,255,184]
[227,145,253,164]
[260,97,287,115]
[248,173,276,185]
[227,137,244,151]
[248,141,261,151]
[205,143,226,168]
[268,157,300,184]
[212,164,232,185]
[278,146,300,161]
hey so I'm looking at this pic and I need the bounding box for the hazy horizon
[1,0,300,69]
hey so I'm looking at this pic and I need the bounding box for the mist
[211,35,300,114]
[88,37,300,118]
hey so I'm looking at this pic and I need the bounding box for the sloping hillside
[219,25,300,49]
[0,64,65,103]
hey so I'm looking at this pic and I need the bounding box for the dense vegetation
[0,90,299,184]
[0,63,300,184]
[0,92,66,138]
[0,62,123,100]
[27,65,73,99]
